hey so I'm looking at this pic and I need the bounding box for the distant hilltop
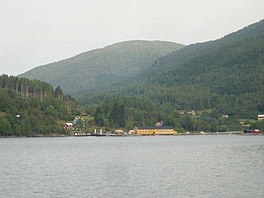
[19,40,184,95]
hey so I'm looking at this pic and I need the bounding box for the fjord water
[0,136,263,198]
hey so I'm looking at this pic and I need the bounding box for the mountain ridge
[19,40,184,95]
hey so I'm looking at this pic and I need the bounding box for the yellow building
[134,126,177,136]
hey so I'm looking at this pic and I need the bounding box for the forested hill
[0,75,76,136]
[138,19,264,117]
[19,40,184,95]
[147,19,264,93]
[81,20,264,122]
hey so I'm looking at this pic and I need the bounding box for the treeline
[89,97,254,132]
[82,81,263,121]
[0,75,76,136]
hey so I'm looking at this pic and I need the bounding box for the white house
[64,123,73,130]
[257,114,264,120]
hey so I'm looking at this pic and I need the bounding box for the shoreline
[1,132,263,138]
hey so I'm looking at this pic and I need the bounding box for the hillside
[19,40,184,95]
[0,75,76,136]
[80,20,264,130]
[148,20,264,93]
[141,19,264,116]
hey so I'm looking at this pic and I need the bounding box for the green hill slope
[0,75,76,136]
[19,40,184,95]
[148,20,264,94]
[81,20,264,120]
[142,19,264,116]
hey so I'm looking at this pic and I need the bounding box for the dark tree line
[91,97,247,132]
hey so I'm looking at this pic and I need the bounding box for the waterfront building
[257,114,264,120]
[134,125,176,136]
[64,122,73,130]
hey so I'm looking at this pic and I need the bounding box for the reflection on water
[0,135,263,197]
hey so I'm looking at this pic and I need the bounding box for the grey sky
[0,0,263,75]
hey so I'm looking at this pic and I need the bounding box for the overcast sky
[0,0,263,75]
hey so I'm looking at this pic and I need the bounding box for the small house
[64,123,73,130]
[257,114,264,120]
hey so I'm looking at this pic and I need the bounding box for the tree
[55,86,64,100]
[0,116,11,136]
[110,103,125,127]
[94,107,104,126]
[250,120,264,131]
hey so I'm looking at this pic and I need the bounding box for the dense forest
[0,75,76,136]
[81,20,264,132]
[90,97,264,132]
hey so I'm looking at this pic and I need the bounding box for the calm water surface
[0,135,263,198]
